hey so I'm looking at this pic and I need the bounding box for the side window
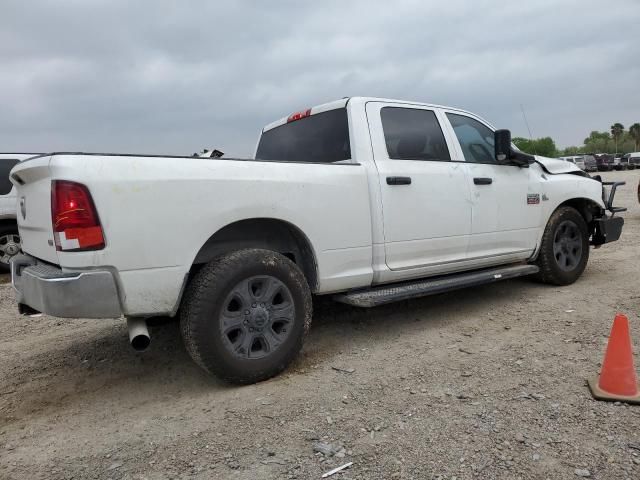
[380,107,451,161]
[447,113,496,164]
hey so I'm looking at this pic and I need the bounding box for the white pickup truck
[10,97,625,384]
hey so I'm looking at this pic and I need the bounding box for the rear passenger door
[365,102,472,272]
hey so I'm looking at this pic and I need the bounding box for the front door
[442,111,541,259]
[365,102,472,271]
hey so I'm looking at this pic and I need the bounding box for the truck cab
[257,98,613,285]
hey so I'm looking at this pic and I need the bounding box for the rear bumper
[11,253,122,318]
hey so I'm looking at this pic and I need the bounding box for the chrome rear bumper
[11,254,122,318]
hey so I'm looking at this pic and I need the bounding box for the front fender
[541,174,605,215]
[529,173,606,261]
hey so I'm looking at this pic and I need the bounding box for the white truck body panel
[14,154,374,314]
[10,97,609,318]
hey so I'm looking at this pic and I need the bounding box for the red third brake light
[51,180,105,251]
[287,108,311,123]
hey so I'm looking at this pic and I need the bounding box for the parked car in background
[620,153,633,170]
[0,153,42,271]
[583,155,597,172]
[621,152,640,170]
[574,156,586,170]
[613,154,625,171]
[558,156,586,170]
[595,154,614,171]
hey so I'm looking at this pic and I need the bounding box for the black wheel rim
[552,220,582,272]
[219,275,295,360]
[0,233,20,265]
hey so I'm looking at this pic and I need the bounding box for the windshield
[256,108,351,163]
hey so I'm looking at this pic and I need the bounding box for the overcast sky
[2,0,639,156]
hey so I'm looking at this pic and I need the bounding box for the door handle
[387,176,412,185]
[473,177,493,185]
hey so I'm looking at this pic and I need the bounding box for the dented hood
[533,155,582,174]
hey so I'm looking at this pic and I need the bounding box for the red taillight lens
[51,180,105,251]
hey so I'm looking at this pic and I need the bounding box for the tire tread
[534,206,589,285]
[180,249,312,384]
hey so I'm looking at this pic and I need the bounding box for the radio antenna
[520,103,536,154]
[520,104,534,140]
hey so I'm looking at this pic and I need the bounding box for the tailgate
[10,156,59,264]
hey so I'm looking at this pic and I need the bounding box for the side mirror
[494,128,535,167]
[494,129,512,163]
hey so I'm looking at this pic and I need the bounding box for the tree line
[513,123,640,158]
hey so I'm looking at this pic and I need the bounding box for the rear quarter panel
[49,155,374,315]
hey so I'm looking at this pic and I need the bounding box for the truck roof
[262,97,480,132]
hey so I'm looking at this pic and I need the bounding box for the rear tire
[534,206,589,285]
[0,224,20,273]
[180,248,312,384]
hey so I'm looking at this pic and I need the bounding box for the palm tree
[610,123,624,153]
[630,123,640,152]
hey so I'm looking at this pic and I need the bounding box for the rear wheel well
[191,219,318,291]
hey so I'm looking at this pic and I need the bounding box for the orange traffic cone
[588,313,640,404]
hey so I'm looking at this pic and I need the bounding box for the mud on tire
[534,206,590,285]
[180,248,312,384]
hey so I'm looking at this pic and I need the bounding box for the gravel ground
[1,170,639,480]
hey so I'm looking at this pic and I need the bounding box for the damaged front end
[591,178,625,246]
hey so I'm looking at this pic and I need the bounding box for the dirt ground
[1,170,639,480]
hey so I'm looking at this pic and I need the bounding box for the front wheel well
[191,218,318,291]
[556,198,603,231]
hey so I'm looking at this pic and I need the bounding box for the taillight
[51,180,105,251]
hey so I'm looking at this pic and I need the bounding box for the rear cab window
[256,108,351,163]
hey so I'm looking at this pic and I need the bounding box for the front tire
[534,206,590,285]
[180,249,312,384]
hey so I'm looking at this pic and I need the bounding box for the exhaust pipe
[127,317,150,351]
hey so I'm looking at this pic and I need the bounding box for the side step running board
[333,264,540,308]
